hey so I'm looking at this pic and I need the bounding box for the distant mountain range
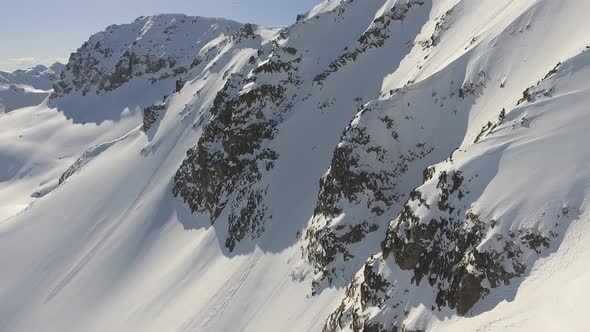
[0,63,64,112]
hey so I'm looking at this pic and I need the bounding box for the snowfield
[1,1,590,331]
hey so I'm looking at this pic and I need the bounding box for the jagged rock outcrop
[143,102,167,132]
[50,15,245,97]
[516,62,562,106]
[304,68,487,290]
[314,0,426,84]
[418,8,453,50]
[171,0,404,252]
[324,159,569,331]
[173,41,303,251]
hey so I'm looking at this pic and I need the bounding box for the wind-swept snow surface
[1,2,590,331]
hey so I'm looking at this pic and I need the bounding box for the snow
[1,1,590,331]
[0,63,63,113]
[0,63,63,90]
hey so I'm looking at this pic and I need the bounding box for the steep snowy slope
[1,1,590,332]
[0,63,64,113]
[327,46,590,331]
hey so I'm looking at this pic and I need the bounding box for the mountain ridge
[0,63,64,113]
[1,1,590,331]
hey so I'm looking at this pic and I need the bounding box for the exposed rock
[314,0,425,84]
[419,8,453,50]
[175,78,185,93]
[474,108,505,143]
[51,15,244,98]
[143,102,166,132]
[304,73,487,290]
[242,23,255,37]
[173,45,303,251]
[516,62,561,105]
[325,162,562,331]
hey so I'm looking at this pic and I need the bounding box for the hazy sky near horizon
[0,0,322,71]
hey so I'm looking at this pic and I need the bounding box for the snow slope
[1,2,590,331]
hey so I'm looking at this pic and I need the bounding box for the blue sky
[0,0,322,71]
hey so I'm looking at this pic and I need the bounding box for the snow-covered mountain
[0,63,64,113]
[1,2,590,331]
[0,63,64,89]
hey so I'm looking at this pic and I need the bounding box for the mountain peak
[51,13,258,98]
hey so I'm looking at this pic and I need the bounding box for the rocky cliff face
[172,39,299,250]
[304,67,487,292]
[51,15,245,98]
[172,0,393,251]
